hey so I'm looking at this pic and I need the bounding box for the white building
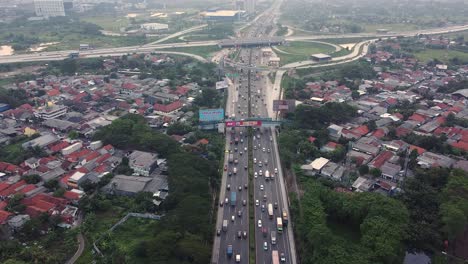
[34,0,65,17]
[34,105,68,120]
[140,23,169,32]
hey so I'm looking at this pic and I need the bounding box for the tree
[351,90,360,100]
[6,194,25,213]
[22,174,41,184]
[359,165,369,175]
[53,188,65,197]
[68,130,79,140]
[60,59,78,75]
[370,168,381,178]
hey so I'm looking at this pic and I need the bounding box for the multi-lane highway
[212,0,297,263]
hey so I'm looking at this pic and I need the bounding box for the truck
[282,209,289,227]
[272,250,280,264]
[235,137,239,144]
[235,254,241,263]
[230,192,236,207]
[222,220,228,231]
[277,217,283,233]
[271,231,277,245]
[265,170,270,181]
[68,52,79,59]
[227,245,233,258]
[268,203,274,219]
[229,153,234,163]
[233,167,237,174]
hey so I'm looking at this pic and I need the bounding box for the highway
[0,19,466,64]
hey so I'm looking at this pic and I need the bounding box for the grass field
[276,41,336,65]
[81,16,130,32]
[414,48,468,63]
[158,45,221,59]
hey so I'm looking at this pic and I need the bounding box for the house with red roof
[372,128,387,139]
[122,82,138,90]
[321,142,341,152]
[171,86,190,96]
[352,125,370,137]
[408,113,427,124]
[409,145,426,155]
[368,151,394,169]
[451,141,468,152]
[49,141,70,153]
[153,100,183,113]
[0,210,12,225]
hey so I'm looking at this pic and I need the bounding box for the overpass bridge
[218,37,285,48]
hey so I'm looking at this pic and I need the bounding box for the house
[321,142,341,152]
[128,151,158,176]
[102,174,168,197]
[352,177,373,192]
[301,157,330,175]
[368,151,394,169]
[327,124,343,140]
[417,151,455,168]
[380,162,401,181]
[7,214,30,230]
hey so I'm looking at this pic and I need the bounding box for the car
[259,170,263,176]
[238,186,242,191]
[261,204,265,212]
[243,200,247,206]
[225,198,229,204]
[228,171,232,176]
[274,202,278,209]
[280,253,286,262]
[263,241,268,251]
[254,172,258,178]
[224,165,227,171]
[231,215,235,222]
[220,201,224,207]
[270,136,273,142]
[243,231,247,238]
[240,138,244,143]
[262,147,266,152]
[238,210,242,217]
[258,161,262,167]
[254,145,257,150]
[244,147,247,151]
[230,141,233,144]
[258,220,262,227]
[267,148,271,153]
[262,227,268,237]
[244,184,248,189]
[237,231,242,238]
[253,158,257,163]
[227,184,231,190]
[255,200,259,206]
[217,229,221,236]
[264,159,268,165]
[260,185,264,191]
[244,165,247,170]
[274,168,278,174]
[234,147,238,152]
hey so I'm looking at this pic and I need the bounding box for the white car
[244,147,247,151]
[258,220,262,227]
[255,200,259,206]
[260,185,264,191]
[253,158,257,164]
[231,215,235,222]
[262,147,266,152]
[254,172,258,178]
[259,170,263,176]
[275,168,278,174]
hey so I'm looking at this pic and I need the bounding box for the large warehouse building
[201,10,245,21]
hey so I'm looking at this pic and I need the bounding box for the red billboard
[225,120,262,127]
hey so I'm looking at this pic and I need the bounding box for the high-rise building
[34,0,65,17]
[245,0,255,13]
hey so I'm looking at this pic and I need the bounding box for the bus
[268,203,274,219]
[277,217,283,233]
[272,250,280,264]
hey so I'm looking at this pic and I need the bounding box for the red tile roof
[408,113,427,123]
[122,83,138,90]
[49,141,70,153]
[63,191,80,201]
[372,129,386,139]
[153,100,183,113]
[172,86,190,96]
[370,151,393,169]
[0,210,12,224]
[352,125,369,136]
[0,180,26,196]
[0,201,7,210]
[84,151,100,163]
[103,144,114,151]
[409,145,426,155]
[451,141,468,151]
[47,89,60,97]
[19,184,37,194]
[66,149,92,162]
[0,182,11,192]
[308,136,317,143]
[197,139,209,145]
[95,153,111,164]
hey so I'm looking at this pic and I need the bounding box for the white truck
[271,231,277,245]
[233,167,237,174]
[222,220,228,232]
[235,254,241,262]
[265,170,270,180]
